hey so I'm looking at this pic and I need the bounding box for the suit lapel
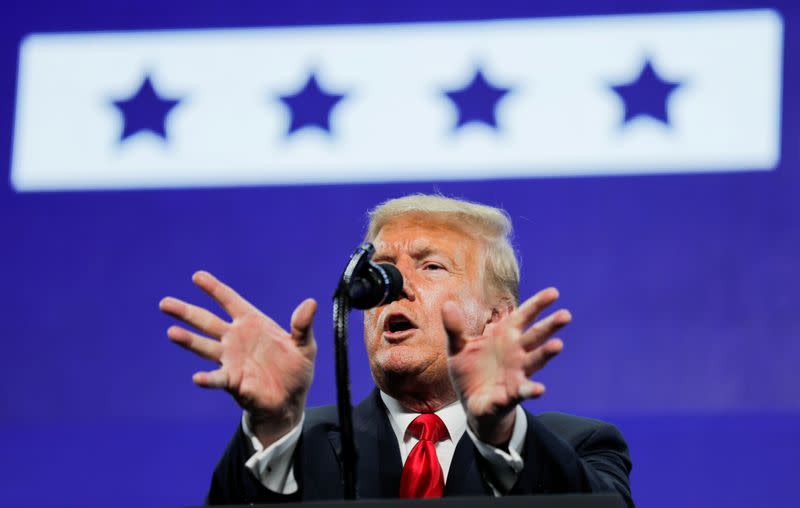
[328,389,403,499]
[511,411,546,494]
[444,433,491,496]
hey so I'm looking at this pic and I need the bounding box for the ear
[488,298,515,324]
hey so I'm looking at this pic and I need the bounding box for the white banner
[11,9,783,191]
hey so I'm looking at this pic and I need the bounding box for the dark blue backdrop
[1,1,798,508]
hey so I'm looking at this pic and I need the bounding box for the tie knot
[407,413,449,442]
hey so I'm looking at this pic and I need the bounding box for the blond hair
[365,194,520,305]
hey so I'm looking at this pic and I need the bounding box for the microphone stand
[333,243,376,500]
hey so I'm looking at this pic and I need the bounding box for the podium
[211,494,626,508]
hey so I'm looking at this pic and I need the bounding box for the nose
[395,262,416,302]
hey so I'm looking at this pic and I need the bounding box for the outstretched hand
[159,271,317,446]
[444,287,570,446]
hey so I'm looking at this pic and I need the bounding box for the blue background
[1,1,798,507]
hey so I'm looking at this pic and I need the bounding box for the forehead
[372,214,483,258]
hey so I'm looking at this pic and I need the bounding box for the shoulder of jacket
[531,411,623,446]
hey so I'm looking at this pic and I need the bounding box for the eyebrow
[409,245,439,260]
[373,240,457,266]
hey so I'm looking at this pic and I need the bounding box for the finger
[167,325,223,362]
[192,367,228,389]
[511,287,560,331]
[192,270,255,318]
[159,296,229,338]
[518,380,546,400]
[523,338,564,376]
[520,309,572,350]
[442,301,467,355]
[290,298,318,346]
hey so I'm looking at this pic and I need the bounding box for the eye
[423,263,445,271]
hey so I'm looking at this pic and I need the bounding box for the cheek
[452,288,492,336]
[419,285,486,338]
[364,310,378,329]
[459,298,484,333]
[363,311,380,345]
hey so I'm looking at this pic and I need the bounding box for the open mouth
[384,313,417,334]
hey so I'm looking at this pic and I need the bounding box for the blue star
[610,57,683,126]
[278,72,346,136]
[111,74,182,142]
[444,68,511,131]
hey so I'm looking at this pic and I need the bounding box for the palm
[448,319,530,419]
[443,287,570,441]
[219,311,315,415]
[160,271,317,428]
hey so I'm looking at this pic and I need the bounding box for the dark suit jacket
[207,389,633,507]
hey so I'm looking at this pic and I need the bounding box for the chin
[374,346,430,379]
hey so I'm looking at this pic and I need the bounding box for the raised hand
[159,271,317,446]
[443,287,571,446]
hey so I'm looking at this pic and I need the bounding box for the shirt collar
[380,390,467,444]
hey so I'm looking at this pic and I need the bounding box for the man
[160,194,633,506]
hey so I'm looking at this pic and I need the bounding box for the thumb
[290,298,317,346]
[442,301,467,355]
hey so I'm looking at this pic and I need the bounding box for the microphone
[333,242,404,498]
[347,262,403,309]
[336,242,404,310]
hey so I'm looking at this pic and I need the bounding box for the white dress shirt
[241,392,527,495]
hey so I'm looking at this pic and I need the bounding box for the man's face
[363,214,496,397]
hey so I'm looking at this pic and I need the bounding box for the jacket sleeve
[511,411,633,508]
[206,423,302,505]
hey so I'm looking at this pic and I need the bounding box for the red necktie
[399,413,449,498]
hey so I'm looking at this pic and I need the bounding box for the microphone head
[376,263,404,305]
[347,262,404,309]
